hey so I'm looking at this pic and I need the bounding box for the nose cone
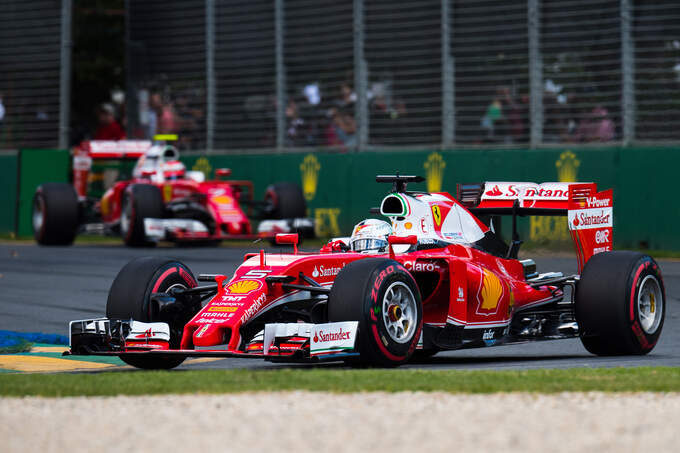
[193,324,226,347]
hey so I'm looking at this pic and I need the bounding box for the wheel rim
[32,197,44,233]
[121,198,131,236]
[637,275,663,335]
[381,281,417,344]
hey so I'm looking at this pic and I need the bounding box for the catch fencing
[0,0,70,150]
[2,1,679,152]
[126,0,680,152]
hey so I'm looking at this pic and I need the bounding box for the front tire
[107,257,199,369]
[328,258,422,367]
[575,251,665,355]
[264,182,306,220]
[121,184,164,247]
[32,183,79,245]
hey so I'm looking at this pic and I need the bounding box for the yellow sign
[424,152,446,192]
[556,150,580,183]
[431,205,442,227]
[226,280,262,294]
[314,208,341,237]
[300,154,321,201]
[479,269,503,312]
[530,150,580,242]
[192,157,212,180]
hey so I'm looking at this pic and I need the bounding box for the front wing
[66,318,359,363]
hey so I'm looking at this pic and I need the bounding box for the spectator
[574,106,615,142]
[94,103,125,140]
[326,105,356,147]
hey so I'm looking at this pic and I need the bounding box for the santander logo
[313,333,319,342]
[486,185,503,196]
[573,216,580,227]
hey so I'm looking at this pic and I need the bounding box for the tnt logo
[595,229,610,244]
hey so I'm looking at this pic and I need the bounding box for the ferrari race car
[65,175,665,368]
[32,139,314,246]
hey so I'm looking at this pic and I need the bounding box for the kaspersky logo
[424,152,446,193]
[556,150,580,182]
[300,154,321,201]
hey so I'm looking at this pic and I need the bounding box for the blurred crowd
[244,77,407,149]
[479,84,616,145]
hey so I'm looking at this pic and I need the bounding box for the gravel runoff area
[1,392,679,452]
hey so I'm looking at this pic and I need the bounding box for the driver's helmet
[350,219,392,253]
[162,160,186,180]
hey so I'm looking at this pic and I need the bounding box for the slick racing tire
[264,182,306,220]
[328,258,422,367]
[107,257,199,369]
[32,183,79,245]
[575,251,665,356]
[121,184,164,247]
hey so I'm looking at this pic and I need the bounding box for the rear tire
[32,183,79,245]
[575,251,665,355]
[264,182,306,219]
[121,184,164,247]
[328,258,422,367]
[107,257,199,369]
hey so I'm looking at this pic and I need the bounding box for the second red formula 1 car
[66,174,665,368]
[32,139,314,246]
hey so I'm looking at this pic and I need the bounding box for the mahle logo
[555,150,580,183]
[300,154,321,201]
[424,152,446,192]
[192,157,212,180]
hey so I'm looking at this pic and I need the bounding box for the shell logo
[479,269,503,312]
[226,280,262,294]
[212,195,233,205]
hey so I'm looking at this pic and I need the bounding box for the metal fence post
[621,0,635,146]
[441,0,454,147]
[354,0,368,149]
[528,0,542,148]
[58,0,72,149]
[275,0,286,151]
[205,0,215,153]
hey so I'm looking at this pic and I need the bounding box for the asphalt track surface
[1,242,678,371]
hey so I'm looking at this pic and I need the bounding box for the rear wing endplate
[457,182,613,272]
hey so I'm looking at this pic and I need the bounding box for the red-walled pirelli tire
[328,258,423,367]
[121,184,164,247]
[107,257,199,369]
[32,183,79,245]
[575,251,665,356]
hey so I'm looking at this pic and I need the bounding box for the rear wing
[72,140,153,198]
[457,182,613,272]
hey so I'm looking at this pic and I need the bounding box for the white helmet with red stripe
[350,218,392,253]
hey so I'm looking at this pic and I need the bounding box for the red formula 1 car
[32,140,314,246]
[66,175,665,368]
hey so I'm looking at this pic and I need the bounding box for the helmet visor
[351,238,387,253]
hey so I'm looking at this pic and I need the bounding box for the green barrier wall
[0,152,19,235]
[16,149,70,237]
[182,147,680,250]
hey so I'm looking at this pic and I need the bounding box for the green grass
[1,367,679,397]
